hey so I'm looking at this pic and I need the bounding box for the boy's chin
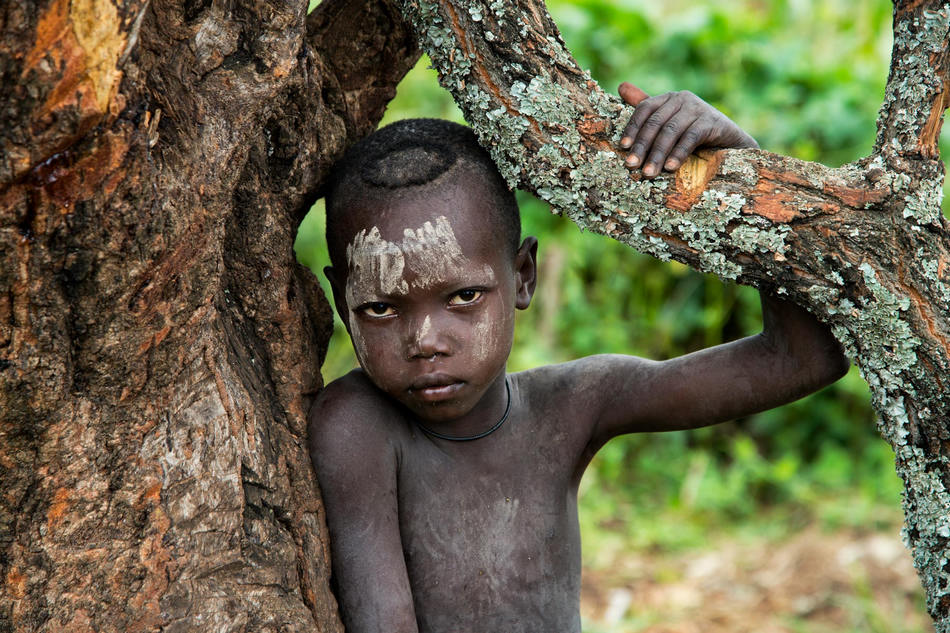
[401,397,475,425]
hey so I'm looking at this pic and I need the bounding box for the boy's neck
[413,376,512,441]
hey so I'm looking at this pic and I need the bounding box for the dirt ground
[580,525,933,633]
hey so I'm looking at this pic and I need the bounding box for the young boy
[308,84,848,633]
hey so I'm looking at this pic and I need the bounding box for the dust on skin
[414,481,522,573]
[344,215,495,365]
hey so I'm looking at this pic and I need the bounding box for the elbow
[827,347,851,384]
[810,340,850,391]
[776,334,849,397]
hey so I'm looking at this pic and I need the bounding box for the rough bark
[0,0,418,629]
[394,0,950,627]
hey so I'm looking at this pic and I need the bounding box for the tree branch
[396,0,950,626]
[876,1,950,158]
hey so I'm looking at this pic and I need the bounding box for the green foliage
[295,0,919,566]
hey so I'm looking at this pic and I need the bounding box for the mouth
[409,374,464,402]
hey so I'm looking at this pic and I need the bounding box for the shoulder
[309,370,393,425]
[308,370,406,477]
[514,354,656,400]
[511,354,656,427]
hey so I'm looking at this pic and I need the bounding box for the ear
[323,266,351,331]
[513,236,538,310]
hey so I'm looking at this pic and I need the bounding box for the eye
[448,289,483,306]
[359,302,397,317]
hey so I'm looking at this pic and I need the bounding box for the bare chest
[396,436,583,632]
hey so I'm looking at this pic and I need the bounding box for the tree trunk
[394,0,950,627]
[0,0,418,629]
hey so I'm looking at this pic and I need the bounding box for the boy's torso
[380,368,598,632]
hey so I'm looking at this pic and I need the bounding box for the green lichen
[651,190,747,255]
[464,83,491,112]
[699,251,742,279]
[728,223,790,257]
[920,258,950,310]
[855,261,918,379]
[647,235,671,261]
[544,35,575,68]
[828,297,855,316]
[511,76,578,128]
[804,284,840,306]
[719,150,759,186]
[903,175,944,225]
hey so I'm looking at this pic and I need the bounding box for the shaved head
[324,119,521,272]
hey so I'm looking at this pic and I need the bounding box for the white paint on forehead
[400,216,473,289]
[345,226,409,308]
[344,215,494,307]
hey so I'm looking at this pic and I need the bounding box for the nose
[407,314,451,360]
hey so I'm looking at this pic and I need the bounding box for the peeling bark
[0,0,418,629]
[394,0,950,627]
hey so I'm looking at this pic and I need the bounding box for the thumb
[618,82,649,106]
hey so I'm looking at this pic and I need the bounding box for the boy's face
[327,177,536,425]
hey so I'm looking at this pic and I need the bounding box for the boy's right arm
[308,375,419,633]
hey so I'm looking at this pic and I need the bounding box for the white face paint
[344,215,494,307]
[415,315,432,348]
[348,314,369,365]
[344,225,409,308]
[471,312,504,363]
[343,215,505,378]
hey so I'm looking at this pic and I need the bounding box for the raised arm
[586,292,849,447]
[570,84,847,446]
[308,376,419,633]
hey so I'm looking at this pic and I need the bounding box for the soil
[580,524,932,633]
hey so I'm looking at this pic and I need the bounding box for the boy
[308,84,848,633]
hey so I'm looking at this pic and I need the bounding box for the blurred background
[297,0,940,630]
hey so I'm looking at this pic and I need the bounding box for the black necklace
[414,378,512,442]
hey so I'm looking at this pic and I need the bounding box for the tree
[2,1,949,632]
[1,0,417,629]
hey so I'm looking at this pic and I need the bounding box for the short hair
[324,119,521,270]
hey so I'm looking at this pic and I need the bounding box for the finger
[626,98,682,170]
[643,112,701,176]
[619,82,650,107]
[663,122,712,171]
[621,93,672,153]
